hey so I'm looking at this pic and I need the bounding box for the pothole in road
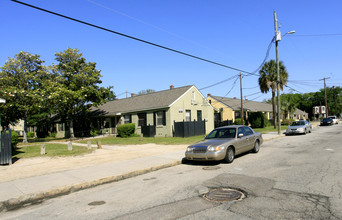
[203,188,245,202]
[88,201,106,206]
[202,166,221,170]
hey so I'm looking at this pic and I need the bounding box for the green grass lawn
[13,143,95,159]
[77,135,204,146]
[13,126,288,159]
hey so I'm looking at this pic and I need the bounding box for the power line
[199,75,238,90]
[223,76,239,97]
[245,91,262,97]
[284,84,303,94]
[87,0,224,55]
[11,0,253,75]
[243,85,259,90]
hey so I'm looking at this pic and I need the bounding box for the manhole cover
[202,166,221,170]
[204,188,245,202]
[88,201,106,206]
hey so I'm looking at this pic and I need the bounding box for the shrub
[49,132,56,138]
[90,129,100,137]
[249,112,268,128]
[27,132,35,138]
[234,118,242,125]
[117,123,135,138]
[11,131,19,149]
[281,119,295,125]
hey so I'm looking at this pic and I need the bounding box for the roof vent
[131,93,135,97]
[233,97,237,99]
[170,85,174,90]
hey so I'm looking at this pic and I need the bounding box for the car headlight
[297,127,304,131]
[207,146,223,152]
[186,147,193,152]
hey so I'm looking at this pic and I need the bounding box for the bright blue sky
[1,0,342,101]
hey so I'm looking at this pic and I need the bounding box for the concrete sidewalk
[0,132,285,212]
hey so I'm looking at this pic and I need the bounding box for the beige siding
[169,87,214,134]
[207,97,234,121]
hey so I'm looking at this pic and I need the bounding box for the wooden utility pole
[320,77,330,117]
[240,73,244,125]
[274,11,281,134]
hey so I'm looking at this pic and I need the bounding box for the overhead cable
[11,0,253,75]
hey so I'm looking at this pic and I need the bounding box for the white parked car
[286,120,312,135]
[328,116,339,124]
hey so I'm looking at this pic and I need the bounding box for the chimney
[131,93,135,97]
[207,93,211,97]
[233,97,236,99]
[170,85,174,90]
[114,98,118,100]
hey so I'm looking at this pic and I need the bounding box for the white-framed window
[154,111,166,126]
[124,115,131,124]
[185,110,191,121]
[138,113,146,126]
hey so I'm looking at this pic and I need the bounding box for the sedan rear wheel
[252,140,260,153]
[225,147,235,163]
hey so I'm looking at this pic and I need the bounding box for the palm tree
[259,60,288,128]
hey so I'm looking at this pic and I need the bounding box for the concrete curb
[0,160,181,212]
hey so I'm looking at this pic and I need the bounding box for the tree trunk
[69,119,75,139]
[272,90,277,129]
[23,117,28,143]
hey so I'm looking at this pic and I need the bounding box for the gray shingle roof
[210,95,273,112]
[294,108,307,115]
[92,85,193,116]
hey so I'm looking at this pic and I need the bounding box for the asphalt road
[2,124,342,220]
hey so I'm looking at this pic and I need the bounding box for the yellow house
[207,95,273,123]
[283,108,309,120]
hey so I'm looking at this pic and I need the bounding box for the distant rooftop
[209,95,273,112]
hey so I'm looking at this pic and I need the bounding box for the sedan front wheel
[225,147,235,163]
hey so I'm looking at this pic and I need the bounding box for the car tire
[252,140,260,153]
[225,147,235,163]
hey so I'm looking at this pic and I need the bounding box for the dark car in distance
[320,118,333,126]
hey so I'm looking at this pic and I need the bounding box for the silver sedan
[185,125,263,163]
[286,120,312,135]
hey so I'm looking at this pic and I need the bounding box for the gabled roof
[92,85,193,116]
[294,108,308,115]
[209,95,272,112]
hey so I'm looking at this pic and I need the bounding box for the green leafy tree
[51,48,112,139]
[138,89,155,95]
[258,60,288,128]
[280,93,298,119]
[0,51,49,143]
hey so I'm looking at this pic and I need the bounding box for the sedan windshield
[206,128,236,139]
[291,121,305,126]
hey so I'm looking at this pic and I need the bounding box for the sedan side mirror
[238,133,244,138]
